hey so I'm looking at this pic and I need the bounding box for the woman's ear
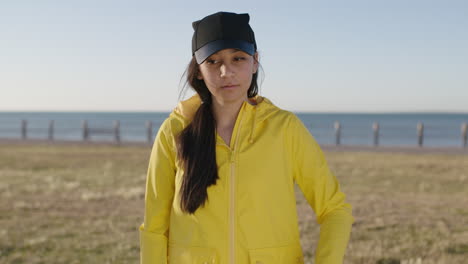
[253,52,259,74]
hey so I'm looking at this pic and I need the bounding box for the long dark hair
[176,55,260,214]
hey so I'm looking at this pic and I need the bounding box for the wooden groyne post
[373,122,380,146]
[146,121,153,143]
[334,121,341,146]
[462,122,467,148]
[48,120,54,140]
[82,120,89,141]
[21,120,27,140]
[417,122,424,147]
[113,121,120,143]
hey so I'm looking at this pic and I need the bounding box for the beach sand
[0,141,467,263]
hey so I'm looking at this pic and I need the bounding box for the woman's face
[198,48,259,106]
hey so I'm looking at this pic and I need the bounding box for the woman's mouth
[222,84,238,89]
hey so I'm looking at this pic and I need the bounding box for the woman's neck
[211,97,257,146]
[211,99,244,130]
[211,97,258,126]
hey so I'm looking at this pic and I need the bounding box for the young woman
[139,11,353,264]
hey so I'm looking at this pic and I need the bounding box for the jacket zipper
[230,153,235,264]
[228,105,246,264]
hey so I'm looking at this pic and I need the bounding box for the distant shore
[1,138,467,155]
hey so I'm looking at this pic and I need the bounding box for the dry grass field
[0,142,467,264]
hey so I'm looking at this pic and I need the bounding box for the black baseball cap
[192,11,257,64]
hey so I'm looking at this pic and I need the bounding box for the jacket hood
[169,94,281,143]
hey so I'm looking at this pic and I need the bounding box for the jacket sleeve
[288,114,354,264]
[139,119,176,264]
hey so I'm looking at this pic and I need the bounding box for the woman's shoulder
[157,95,202,137]
[158,115,185,139]
[256,96,299,123]
[257,97,310,136]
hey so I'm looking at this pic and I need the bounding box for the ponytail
[177,100,218,214]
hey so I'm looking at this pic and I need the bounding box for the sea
[0,112,467,147]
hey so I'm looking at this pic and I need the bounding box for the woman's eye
[234,57,246,61]
[206,59,218,64]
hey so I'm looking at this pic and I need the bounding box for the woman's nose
[219,63,234,78]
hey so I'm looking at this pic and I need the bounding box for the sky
[0,0,467,112]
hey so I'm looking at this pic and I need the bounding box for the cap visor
[194,39,255,64]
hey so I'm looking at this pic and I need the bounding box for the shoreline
[0,138,151,147]
[1,138,467,155]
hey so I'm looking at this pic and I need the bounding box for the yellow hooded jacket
[139,95,353,264]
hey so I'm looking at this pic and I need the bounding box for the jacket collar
[170,94,280,144]
[170,94,279,125]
